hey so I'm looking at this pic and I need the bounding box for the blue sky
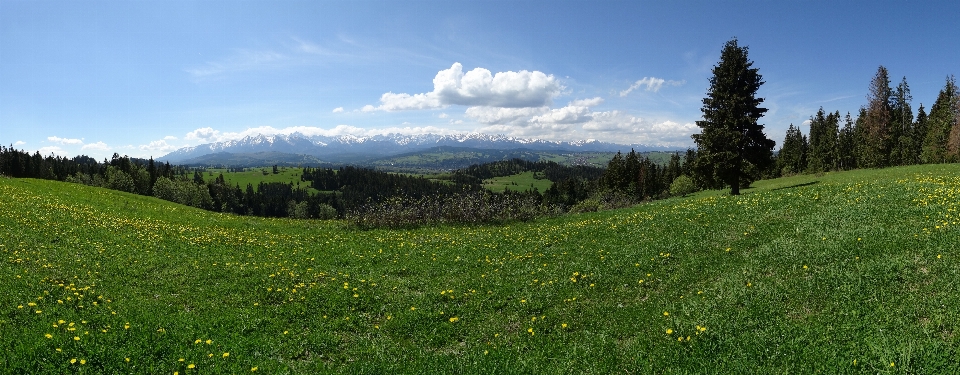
[2,0,958,160]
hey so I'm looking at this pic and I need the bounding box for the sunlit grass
[2,164,959,373]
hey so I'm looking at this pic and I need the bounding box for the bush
[669,175,697,197]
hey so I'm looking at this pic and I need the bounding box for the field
[482,171,554,193]
[2,164,959,373]
[206,167,317,193]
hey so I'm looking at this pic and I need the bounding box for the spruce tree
[912,105,928,164]
[691,39,775,195]
[922,76,959,163]
[890,77,914,165]
[778,123,807,175]
[837,112,857,170]
[859,66,893,168]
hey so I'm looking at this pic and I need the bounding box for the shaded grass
[483,171,553,193]
[1,164,959,373]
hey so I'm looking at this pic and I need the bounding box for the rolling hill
[2,164,959,373]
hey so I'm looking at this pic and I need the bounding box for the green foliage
[922,75,960,163]
[692,39,776,195]
[858,66,894,168]
[668,175,697,197]
[778,123,807,175]
[806,108,840,172]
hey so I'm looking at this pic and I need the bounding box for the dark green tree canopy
[692,38,776,195]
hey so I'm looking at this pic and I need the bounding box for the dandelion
[223,352,229,358]
[527,328,534,335]
[666,329,673,334]
[252,367,258,372]
[45,334,52,339]
[663,311,669,316]
[80,359,86,365]
[188,364,195,369]
[561,323,568,328]
[70,358,77,364]
[74,336,80,341]
[449,317,459,323]
[205,339,212,344]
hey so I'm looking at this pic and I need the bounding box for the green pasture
[2,164,959,373]
[482,171,553,193]
[207,167,316,193]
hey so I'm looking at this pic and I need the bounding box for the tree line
[779,69,959,175]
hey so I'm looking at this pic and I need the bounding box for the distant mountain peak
[158,132,677,164]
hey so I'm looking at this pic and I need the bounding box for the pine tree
[890,77,914,165]
[912,105,928,165]
[837,112,857,170]
[860,66,894,168]
[691,39,775,195]
[922,76,959,164]
[778,123,807,175]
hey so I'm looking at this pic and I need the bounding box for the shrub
[669,175,697,197]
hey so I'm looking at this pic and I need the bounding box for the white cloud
[365,62,562,111]
[620,77,686,96]
[47,136,83,145]
[527,97,605,126]
[569,97,604,107]
[376,92,442,111]
[81,141,109,151]
[581,111,698,146]
[14,141,25,146]
[36,146,67,156]
[139,140,180,154]
[332,107,344,113]
[163,136,178,140]
[185,127,222,142]
[438,112,449,119]
[465,106,549,125]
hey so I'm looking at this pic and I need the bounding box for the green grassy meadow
[482,171,553,193]
[207,167,317,193]
[2,164,960,373]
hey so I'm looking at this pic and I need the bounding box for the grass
[207,167,317,193]
[482,171,553,193]
[2,164,959,373]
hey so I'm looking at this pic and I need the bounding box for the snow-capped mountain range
[158,132,676,164]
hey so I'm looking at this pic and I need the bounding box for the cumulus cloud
[185,127,223,142]
[36,146,67,156]
[465,106,549,125]
[332,107,344,113]
[81,141,109,151]
[580,111,698,146]
[365,62,562,111]
[47,136,83,145]
[438,112,449,119]
[527,97,604,126]
[163,136,178,140]
[619,77,686,96]
[14,141,25,146]
[139,140,179,154]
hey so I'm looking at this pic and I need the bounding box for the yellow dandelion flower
[663,311,669,316]
[188,364,195,369]
[528,328,534,335]
[449,317,459,323]
[70,358,77,364]
[666,329,673,334]
[223,352,229,358]
[73,336,80,341]
[80,359,86,365]
[561,323,568,328]
[45,334,52,339]
[251,367,258,372]
[205,339,212,344]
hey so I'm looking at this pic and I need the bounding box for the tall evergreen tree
[691,39,775,195]
[778,123,807,175]
[890,77,914,165]
[922,76,959,163]
[911,105,928,164]
[837,112,857,170]
[806,108,839,172]
[860,66,894,168]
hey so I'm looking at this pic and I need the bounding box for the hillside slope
[2,165,959,373]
